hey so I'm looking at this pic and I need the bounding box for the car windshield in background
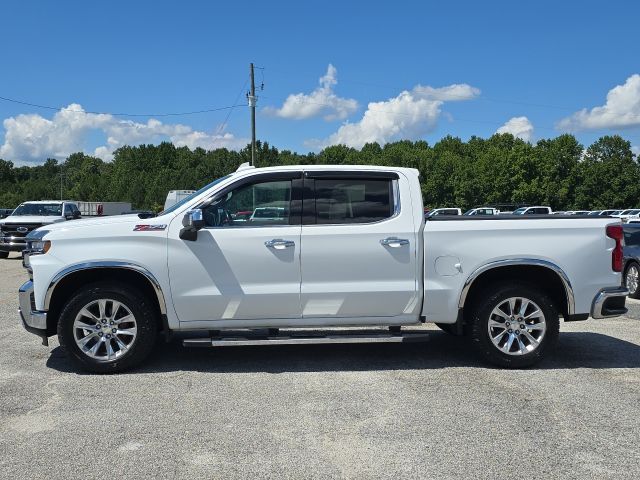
[12,203,62,216]
[158,175,232,216]
[512,207,527,214]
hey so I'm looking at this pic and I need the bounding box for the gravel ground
[0,252,639,479]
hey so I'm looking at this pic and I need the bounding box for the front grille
[0,223,42,238]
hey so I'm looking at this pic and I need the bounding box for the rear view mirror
[180,209,204,241]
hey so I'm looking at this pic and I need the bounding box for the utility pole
[248,62,257,166]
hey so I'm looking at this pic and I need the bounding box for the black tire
[624,262,640,299]
[57,282,157,373]
[468,282,559,368]
[0,251,9,259]
[435,322,462,336]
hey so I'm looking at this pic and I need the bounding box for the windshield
[464,209,475,215]
[512,207,527,215]
[12,203,62,216]
[159,175,232,216]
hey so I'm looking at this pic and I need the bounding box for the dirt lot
[1,252,639,479]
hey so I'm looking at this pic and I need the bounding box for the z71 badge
[133,224,167,231]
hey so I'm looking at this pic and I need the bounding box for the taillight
[606,224,623,272]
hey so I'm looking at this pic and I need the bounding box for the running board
[182,329,430,348]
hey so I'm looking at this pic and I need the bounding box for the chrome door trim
[458,258,576,315]
[44,261,167,315]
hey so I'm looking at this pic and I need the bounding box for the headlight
[25,230,51,254]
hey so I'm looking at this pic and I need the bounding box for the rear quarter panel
[423,218,621,323]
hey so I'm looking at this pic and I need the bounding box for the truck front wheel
[468,282,559,368]
[57,282,157,373]
[0,251,9,259]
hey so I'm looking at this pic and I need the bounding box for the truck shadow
[46,331,640,374]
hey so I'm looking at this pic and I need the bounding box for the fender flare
[457,258,575,316]
[44,261,168,315]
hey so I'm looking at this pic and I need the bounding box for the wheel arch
[458,259,575,320]
[44,262,167,336]
[624,258,639,272]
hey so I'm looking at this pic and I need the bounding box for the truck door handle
[265,239,295,249]
[380,237,409,248]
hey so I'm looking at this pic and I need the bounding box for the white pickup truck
[0,200,81,258]
[19,163,628,372]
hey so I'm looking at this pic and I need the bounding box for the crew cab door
[300,171,419,320]
[168,171,303,322]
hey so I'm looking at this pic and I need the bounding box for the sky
[1,0,640,165]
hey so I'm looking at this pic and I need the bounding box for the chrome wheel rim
[626,265,639,295]
[487,297,546,356]
[73,299,137,361]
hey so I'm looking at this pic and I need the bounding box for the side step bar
[183,329,430,348]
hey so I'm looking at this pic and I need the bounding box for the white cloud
[0,103,247,164]
[309,83,480,149]
[265,64,358,121]
[557,74,640,131]
[496,116,534,141]
[632,145,640,158]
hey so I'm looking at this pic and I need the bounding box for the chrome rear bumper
[591,286,628,319]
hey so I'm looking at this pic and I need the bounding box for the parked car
[512,206,552,215]
[464,207,499,216]
[19,163,629,373]
[588,211,603,216]
[0,200,80,258]
[0,208,14,219]
[426,207,462,217]
[623,223,640,298]
[614,209,640,222]
[599,209,620,216]
[567,210,591,215]
[121,210,155,219]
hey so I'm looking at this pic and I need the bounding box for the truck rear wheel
[467,282,559,368]
[0,251,9,259]
[57,282,157,373]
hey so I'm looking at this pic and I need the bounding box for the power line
[215,79,249,136]
[0,95,245,117]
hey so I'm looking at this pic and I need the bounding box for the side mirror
[180,209,204,241]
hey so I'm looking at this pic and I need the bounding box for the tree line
[0,133,638,212]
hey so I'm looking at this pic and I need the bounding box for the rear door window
[313,178,393,224]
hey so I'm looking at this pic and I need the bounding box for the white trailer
[164,190,195,210]
[76,202,132,217]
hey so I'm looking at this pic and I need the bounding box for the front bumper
[19,280,49,345]
[591,286,629,319]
